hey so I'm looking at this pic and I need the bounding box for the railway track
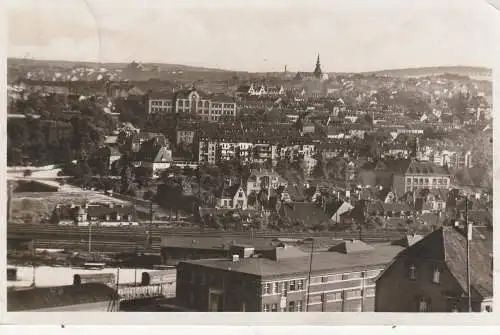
[8,223,411,254]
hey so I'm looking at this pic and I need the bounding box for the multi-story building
[392,159,451,197]
[147,88,237,120]
[417,145,473,169]
[175,241,404,312]
[376,225,493,312]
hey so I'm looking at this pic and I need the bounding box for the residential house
[376,226,493,312]
[217,183,248,210]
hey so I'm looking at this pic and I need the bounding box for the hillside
[362,66,492,79]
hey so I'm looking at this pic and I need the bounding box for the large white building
[148,88,237,121]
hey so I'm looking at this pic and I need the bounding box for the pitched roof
[398,226,492,300]
[391,234,424,248]
[405,159,449,176]
[328,240,375,254]
[281,202,331,226]
[7,283,117,311]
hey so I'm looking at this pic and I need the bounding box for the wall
[376,257,466,312]
[176,262,262,312]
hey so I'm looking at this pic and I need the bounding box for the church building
[295,54,329,81]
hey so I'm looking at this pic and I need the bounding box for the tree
[120,165,134,194]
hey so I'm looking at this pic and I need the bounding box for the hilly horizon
[8,57,492,79]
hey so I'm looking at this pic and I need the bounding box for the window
[432,267,440,284]
[263,283,272,295]
[345,289,362,299]
[321,276,328,283]
[297,300,303,312]
[408,264,417,280]
[326,292,343,301]
[485,305,492,312]
[342,273,350,280]
[288,301,295,312]
[241,302,246,312]
[263,304,270,312]
[297,280,304,290]
[289,280,296,291]
[329,274,342,282]
[364,287,376,297]
[271,303,278,312]
[418,297,430,312]
[273,282,280,293]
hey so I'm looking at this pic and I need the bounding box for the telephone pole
[465,196,472,312]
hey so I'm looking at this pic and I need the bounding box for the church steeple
[313,53,322,79]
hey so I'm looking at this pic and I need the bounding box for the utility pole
[88,222,93,254]
[305,238,315,312]
[465,196,472,312]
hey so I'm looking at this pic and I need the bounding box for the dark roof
[397,226,492,300]
[8,283,117,311]
[220,184,242,198]
[405,159,449,176]
[281,202,330,226]
[391,234,424,248]
[183,243,404,278]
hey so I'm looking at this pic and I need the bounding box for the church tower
[313,53,322,79]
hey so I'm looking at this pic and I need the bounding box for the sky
[6,0,500,72]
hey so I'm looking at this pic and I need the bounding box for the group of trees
[7,94,115,166]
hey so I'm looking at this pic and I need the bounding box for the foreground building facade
[175,241,403,312]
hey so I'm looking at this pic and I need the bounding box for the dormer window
[432,267,441,284]
[408,264,417,280]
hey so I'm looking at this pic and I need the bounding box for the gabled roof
[397,226,492,300]
[153,146,172,163]
[405,159,449,176]
[391,234,424,248]
[331,202,354,222]
[281,202,330,226]
[7,283,117,311]
[328,239,375,254]
[220,184,244,199]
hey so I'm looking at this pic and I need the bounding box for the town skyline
[7,0,499,73]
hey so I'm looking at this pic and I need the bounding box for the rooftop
[7,283,117,311]
[182,243,404,278]
[395,226,492,300]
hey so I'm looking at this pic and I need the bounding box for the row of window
[308,287,376,304]
[406,177,449,185]
[262,279,305,296]
[263,300,303,312]
[407,263,441,284]
[309,269,381,285]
